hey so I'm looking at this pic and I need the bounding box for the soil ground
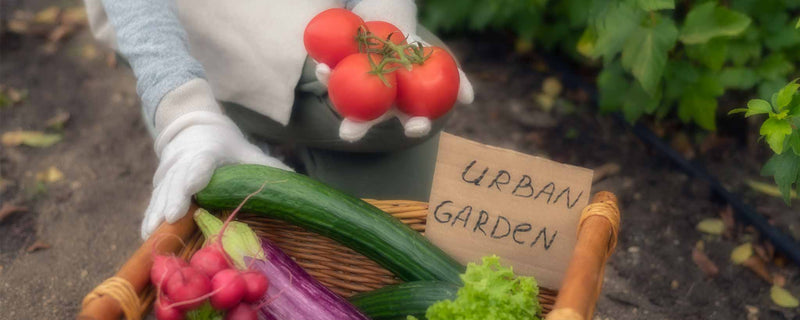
[1,1,799,319]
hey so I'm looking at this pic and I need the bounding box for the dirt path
[1,1,799,320]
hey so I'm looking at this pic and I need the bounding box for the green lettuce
[413,255,542,320]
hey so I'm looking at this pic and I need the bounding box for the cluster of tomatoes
[303,8,460,122]
[151,243,269,320]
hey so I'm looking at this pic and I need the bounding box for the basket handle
[77,204,199,320]
[546,191,621,320]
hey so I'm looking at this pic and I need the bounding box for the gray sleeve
[344,0,363,10]
[101,0,205,125]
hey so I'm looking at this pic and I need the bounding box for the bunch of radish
[303,8,460,129]
[151,244,269,320]
[151,235,269,319]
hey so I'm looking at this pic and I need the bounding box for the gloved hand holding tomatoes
[304,8,474,142]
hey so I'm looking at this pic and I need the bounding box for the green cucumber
[196,164,464,284]
[349,281,459,320]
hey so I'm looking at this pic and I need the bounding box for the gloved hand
[142,111,292,239]
[314,0,474,142]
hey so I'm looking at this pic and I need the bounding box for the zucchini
[196,164,465,284]
[349,281,459,320]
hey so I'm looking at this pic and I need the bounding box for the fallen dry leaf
[719,206,735,238]
[747,180,798,200]
[0,204,28,223]
[61,7,87,26]
[753,244,771,264]
[6,87,27,104]
[542,77,563,98]
[731,243,753,264]
[45,111,71,130]
[7,18,29,33]
[36,166,64,183]
[81,44,98,60]
[48,24,73,42]
[26,240,51,253]
[2,130,62,147]
[34,6,60,25]
[745,305,758,320]
[742,255,773,283]
[773,274,787,287]
[592,162,621,184]
[534,93,555,112]
[692,246,719,278]
[770,285,799,308]
[696,218,725,235]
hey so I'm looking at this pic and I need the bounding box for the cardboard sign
[426,133,593,289]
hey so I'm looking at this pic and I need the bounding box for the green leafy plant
[732,80,800,204]
[420,0,800,130]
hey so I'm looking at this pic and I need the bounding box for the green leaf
[597,61,628,113]
[757,53,794,81]
[621,16,678,95]
[686,38,728,71]
[592,3,644,60]
[745,99,773,117]
[761,152,800,204]
[186,302,224,320]
[678,92,717,130]
[760,118,793,154]
[760,79,789,101]
[718,67,759,89]
[680,2,752,44]
[789,131,800,156]
[727,37,762,66]
[576,27,597,57]
[796,16,800,29]
[637,0,674,11]
[764,24,800,51]
[775,80,799,110]
[728,108,748,115]
[623,80,660,122]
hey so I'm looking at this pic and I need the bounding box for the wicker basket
[79,192,620,320]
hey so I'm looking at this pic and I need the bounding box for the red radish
[210,269,247,310]
[303,8,365,67]
[154,297,184,320]
[240,271,269,303]
[225,303,259,320]
[151,255,188,288]
[364,21,406,50]
[395,47,460,119]
[328,53,397,121]
[164,266,212,310]
[190,244,230,278]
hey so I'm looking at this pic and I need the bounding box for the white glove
[315,0,474,142]
[142,111,292,239]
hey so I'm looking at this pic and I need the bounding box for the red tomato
[396,47,460,119]
[364,21,406,50]
[328,53,397,121]
[303,8,365,67]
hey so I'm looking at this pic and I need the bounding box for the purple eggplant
[244,238,369,320]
